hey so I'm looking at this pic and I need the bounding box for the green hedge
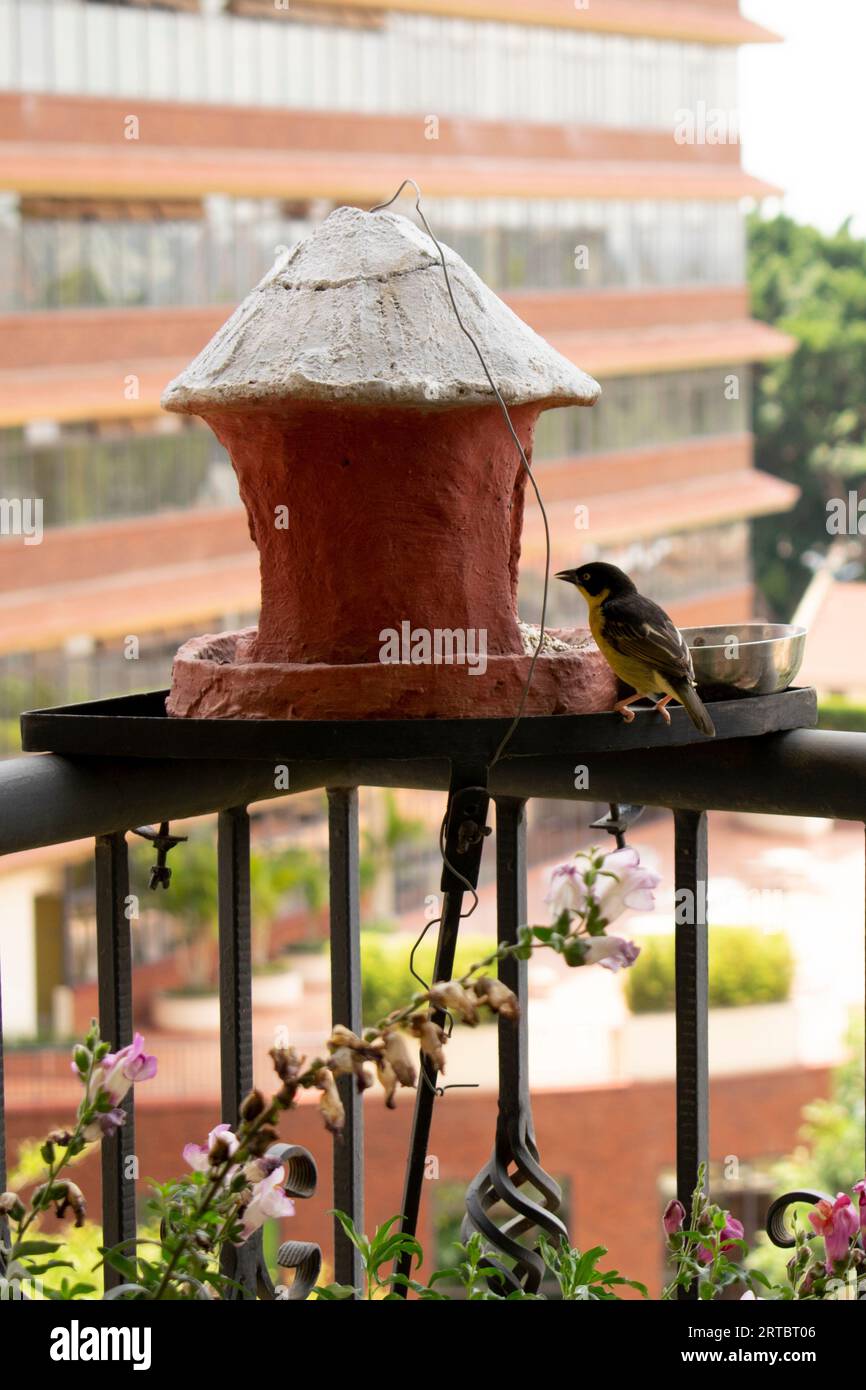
[361,930,496,1027]
[624,927,794,1015]
[817,697,866,732]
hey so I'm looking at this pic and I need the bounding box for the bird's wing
[603,596,696,686]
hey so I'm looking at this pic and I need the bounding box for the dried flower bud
[247,1126,280,1156]
[328,1024,366,1051]
[269,1045,304,1087]
[315,1067,345,1135]
[377,1057,399,1109]
[328,1037,373,1094]
[0,1191,25,1221]
[46,1127,76,1148]
[472,976,520,1020]
[243,1154,281,1185]
[382,1029,417,1088]
[409,1015,448,1072]
[427,981,479,1026]
[53,1181,87,1228]
[240,1088,267,1122]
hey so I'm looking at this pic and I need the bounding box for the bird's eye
[581,572,590,582]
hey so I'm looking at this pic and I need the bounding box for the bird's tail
[674,681,716,737]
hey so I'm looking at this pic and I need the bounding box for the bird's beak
[555,569,579,586]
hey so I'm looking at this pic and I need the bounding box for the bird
[555,561,715,737]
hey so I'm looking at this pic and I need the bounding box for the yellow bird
[556,561,715,737]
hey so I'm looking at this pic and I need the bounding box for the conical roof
[161,206,600,413]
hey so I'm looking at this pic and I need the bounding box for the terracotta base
[167,627,618,721]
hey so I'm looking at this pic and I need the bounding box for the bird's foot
[613,700,637,724]
[654,697,673,726]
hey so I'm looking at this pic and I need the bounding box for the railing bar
[673,809,709,1302]
[495,798,529,1113]
[94,830,136,1293]
[395,770,490,1291]
[218,806,252,1126]
[217,805,260,1298]
[326,787,364,1292]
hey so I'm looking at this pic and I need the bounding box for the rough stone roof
[161,206,600,413]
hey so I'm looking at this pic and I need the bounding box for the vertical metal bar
[217,806,258,1297]
[395,769,489,1290]
[673,809,709,1301]
[327,787,364,1292]
[94,831,135,1291]
[495,798,529,1113]
[218,806,252,1120]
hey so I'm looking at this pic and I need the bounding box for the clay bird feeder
[162,206,616,720]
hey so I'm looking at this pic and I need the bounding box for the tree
[748,212,866,617]
[135,836,327,989]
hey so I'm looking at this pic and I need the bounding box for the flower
[593,847,660,927]
[376,1029,417,1107]
[239,1165,295,1241]
[663,1198,686,1237]
[381,1029,417,1088]
[315,1067,345,1135]
[83,1107,127,1142]
[546,862,588,918]
[183,1123,239,1174]
[88,1033,157,1106]
[427,981,479,1026]
[697,1212,744,1264]
[809,1193,860,1266]
[471,976,520,1020]
[581,935,641,972]
[409,1016,448,1072]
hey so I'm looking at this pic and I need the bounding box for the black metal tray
[20,687,817,763]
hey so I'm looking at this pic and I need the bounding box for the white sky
[740,0,866,233]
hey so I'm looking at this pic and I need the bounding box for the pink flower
[546,863,589,918]
[593,847,660,926]
[183,1123,239,1174]
[581,935,641,972]
[240,1166,295,1241]
[663,1198,686,1237]
[853,1180,866,1236]
[697,1213,744,1264]
[88,1033,157,1106]
[809,1194,860,1266]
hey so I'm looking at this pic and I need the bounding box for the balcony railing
[0,722,864,1298]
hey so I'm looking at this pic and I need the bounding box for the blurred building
[0,0,798,756]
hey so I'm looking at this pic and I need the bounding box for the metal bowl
[680,623,807,698]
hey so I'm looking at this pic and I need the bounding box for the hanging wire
[368,180,553,770]
[367,181,559,1094]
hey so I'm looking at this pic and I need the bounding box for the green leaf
[99,1248,140,1282]
[12,1239,64,1257]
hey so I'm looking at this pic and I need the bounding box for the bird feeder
[162,206,616,720]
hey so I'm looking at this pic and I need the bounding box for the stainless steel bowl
[680,623,807,698]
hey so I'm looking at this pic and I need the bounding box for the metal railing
[1,725,864,1297]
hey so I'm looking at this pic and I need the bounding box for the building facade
[0,0,797,754]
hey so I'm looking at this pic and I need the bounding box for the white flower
[546,862,589,918]
[240,1165,295,1241]
[183,1123,239,1173]
[593,847,660,927]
